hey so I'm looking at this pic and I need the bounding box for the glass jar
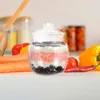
[67,26,76,51]
[28,23,69,75]
[0,16,17,50]
[76,26,85,51]
[0,30,10,56]
[15,16,33,44]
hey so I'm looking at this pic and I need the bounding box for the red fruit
[12,43,30,55]
[65,57,78,69]
[12,44,23,55]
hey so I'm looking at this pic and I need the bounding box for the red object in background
[22,43,30,47]
[76,26,85,51]
[64,57,95,72]
[64,65,95,72]
[12,43,30,55]
[65,57,78,70]
[12,44,23,55]
[67,26,76,51]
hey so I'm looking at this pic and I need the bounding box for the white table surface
[1,52,100,100]
[0,72,100,100]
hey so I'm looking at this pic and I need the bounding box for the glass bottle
[15,16,33,44]
[0,16,17,50]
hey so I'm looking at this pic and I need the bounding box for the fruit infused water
[28,23,69,74]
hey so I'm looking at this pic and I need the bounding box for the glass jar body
[15,16,33,44]
[0,16,17,50]
[28,42,69,75]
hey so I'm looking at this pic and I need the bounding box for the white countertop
[1,52,99,100]
[0,72,100,100]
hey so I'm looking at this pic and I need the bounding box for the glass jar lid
[32,23,64,42]
[0,16,12,24]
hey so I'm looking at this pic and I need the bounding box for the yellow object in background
[15,16,33,44]
[0,16,17,50]
[7,31,17,50]
[79,45,100,70]
[20,45,29,54]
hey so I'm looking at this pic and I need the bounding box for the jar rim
[15,16,32,23]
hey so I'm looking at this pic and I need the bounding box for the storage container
[76,26,85,51]
[0,16,17,50]
[15,16,33,44]
[67,26,76,51]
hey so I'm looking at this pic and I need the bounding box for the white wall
[0,0,100,48]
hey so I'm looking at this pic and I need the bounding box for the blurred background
[0,0,99,50]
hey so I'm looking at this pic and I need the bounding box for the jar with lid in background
[76,26,85,51]
[15,16,33,44]
[0,16,17,50]
[67,26,76,51]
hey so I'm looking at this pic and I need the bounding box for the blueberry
[35,66,44,73]
[49,65,57,73]
[56,66,63,72]
[49,67,54,72]
[50,65,55,67]
[44,67,51,74]
[49,65,55,70]
[44,65,57,74]
[53,68,57,73]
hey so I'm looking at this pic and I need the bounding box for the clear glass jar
[0,16,17,50]
[15,16,33,44]
[0,30,10,56]
[28,23,69,75]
